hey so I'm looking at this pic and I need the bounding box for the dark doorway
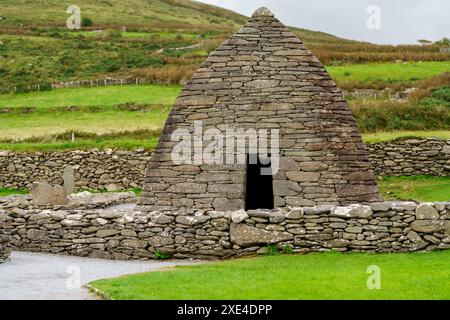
[245,154,274,210]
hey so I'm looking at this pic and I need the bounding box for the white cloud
[197,0,450,44]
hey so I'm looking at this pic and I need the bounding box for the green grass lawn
[379,176,450,202]
[327,61,450,83]
[0,85,180,109]
[0,107,170,140]
[0,138,158,152]
[0,188,28,196]
[362,131,450,143]
[90,251,450,300]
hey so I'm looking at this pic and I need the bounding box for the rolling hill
[0,0,447,90]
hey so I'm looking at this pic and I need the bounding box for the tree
[435,37,450,46]
[417,39,432,45]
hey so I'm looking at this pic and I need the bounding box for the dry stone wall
[139,8,381,212]
[2,202,449,260]
[0,139,449,192]
[366,138,450,176]
[0,217,10,263]
[0,149,150,191]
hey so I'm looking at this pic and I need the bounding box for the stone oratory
[137,7,381,213]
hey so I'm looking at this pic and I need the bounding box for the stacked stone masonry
[366,139,450,176]
[0,149,149,191]
[0,138,448,191]
[0,216,11,263]
[2,202,449,260]
[138,8,381,212]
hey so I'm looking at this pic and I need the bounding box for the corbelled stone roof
[137,8,381,213]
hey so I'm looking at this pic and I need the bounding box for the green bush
[154,250,172,260]
[420,86,450,108]
[82,17,93,27]
[266,244,280,255]
[353,104,450,132]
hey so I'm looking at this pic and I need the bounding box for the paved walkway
[0,251,200,300]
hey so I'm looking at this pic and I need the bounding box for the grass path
[90,251,450,300]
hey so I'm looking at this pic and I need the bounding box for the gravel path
[0,251,200,300]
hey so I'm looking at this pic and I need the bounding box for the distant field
[0,85,180,109]
[0,107,169,140]
[0,80,449,148]
[70,31,204,39]
[326,61,450,83]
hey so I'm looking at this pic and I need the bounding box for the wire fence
[0,77,178,94]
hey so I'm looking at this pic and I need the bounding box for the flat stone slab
[0,251,201,300]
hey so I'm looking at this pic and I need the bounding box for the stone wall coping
[3,201,449,260]
[3,201,449,221]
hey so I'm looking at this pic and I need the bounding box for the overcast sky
[197,0,450,45]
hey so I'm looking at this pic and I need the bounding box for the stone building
[137,7,381,213]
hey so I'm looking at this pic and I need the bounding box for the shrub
[282,245,294,254]
[154,250,172,260]
[351,102,450,132]
[266,244,280,256]
[82,17,93,27]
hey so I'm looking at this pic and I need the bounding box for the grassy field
[0,79,448,147]
[0,107,169,140]
[0,85,180,109]
[0,138,159,152]
[90,251,450,300]
[326,61,450,83]
[0,0,246,29]
[0,0,448,90]
[379,176,450,202]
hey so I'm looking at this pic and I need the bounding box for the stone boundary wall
[366,138,450,176]
[0,139,449,191]
[0,149,151,191]
[2,202,449,260]
[0,218,11,263]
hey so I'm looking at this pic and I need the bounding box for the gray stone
[175,215,210,226]
[121,239,148,248]
[151,212,174,224]
[96,229,121,238]
[285,208,304,219]
[331,205,373,219]
[230,223,293,247]
[411,220,446,233]
[231,210,249,223]
[370,202,390,212]
[63,166,76,195]
[285,171,320,182]
[26,229,46,241]
[149,236,174,247]
[31,182,53,206]
[415,204,439,220]
[407,231,422,243]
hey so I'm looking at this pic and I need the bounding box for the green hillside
[0,0,246,30]
[0,0,447,90]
